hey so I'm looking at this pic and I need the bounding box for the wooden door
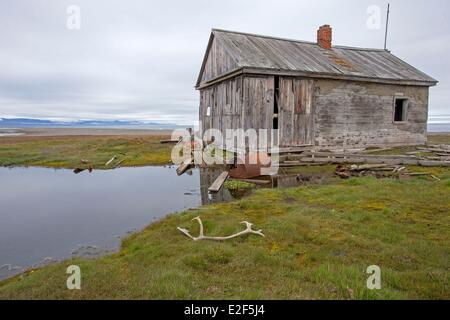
[242,76,274,151]
[279,77,315,146]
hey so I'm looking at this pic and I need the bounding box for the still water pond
[0,166,241,280]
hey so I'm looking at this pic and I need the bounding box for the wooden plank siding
[200,75,274,151]
[200,34,239,85]
[313,79,429,147]
[278,77,315,146]
[200,75,429,149]
[242,76,273,132]
[197,29,434,149]
[199,76,244,143]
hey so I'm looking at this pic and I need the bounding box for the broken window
[394,98,408,122]
[274,76,279,114]
[273,115,278,130]
[273,76,279,130]
[295,81,303,114]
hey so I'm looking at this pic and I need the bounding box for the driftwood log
[105,155,117,166]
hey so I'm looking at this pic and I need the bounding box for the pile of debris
[73,154,126,174]
[73,159,94,174]
[407,145,450,161]
[279,145,450,168]
[334,164,440,180]
[205,152,273,193]
[173,129,448,192]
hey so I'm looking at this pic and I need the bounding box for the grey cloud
[0,0,448,124]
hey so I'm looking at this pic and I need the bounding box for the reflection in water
[199,167,236,204]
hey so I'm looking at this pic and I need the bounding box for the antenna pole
[384,3,390,50]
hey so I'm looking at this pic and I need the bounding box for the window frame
[393,97,409,123]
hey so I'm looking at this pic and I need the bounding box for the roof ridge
[211,28,388,52]
[212,28,317,46]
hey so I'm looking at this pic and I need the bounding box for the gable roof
[196,29,437,88]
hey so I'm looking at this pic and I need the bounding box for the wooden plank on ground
[418,160,450,167]
[417,147,450,153]
[269,145,313,155]
[302,151,419,160]
[160,139,180,144]
[208,171,229,193]
[279,162,330,167]
[282,156,450,167]
[176,158,193,176]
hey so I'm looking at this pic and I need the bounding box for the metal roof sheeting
[198,29,437,87]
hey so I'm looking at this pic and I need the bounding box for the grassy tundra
[0,133,449,299]
[0,135,173,168]
[0,133,448,169]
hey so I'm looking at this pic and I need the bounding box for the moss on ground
[224,180,256,190]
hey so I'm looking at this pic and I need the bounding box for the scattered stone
[206,286,221,294]
[0,264,12,271]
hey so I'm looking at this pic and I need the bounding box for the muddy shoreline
[0,127,174,137]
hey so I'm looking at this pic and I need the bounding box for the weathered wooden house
[196,25,437,149]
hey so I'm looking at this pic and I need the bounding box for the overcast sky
[0,0,448,124]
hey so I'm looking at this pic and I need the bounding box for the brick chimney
[317,25,332,49]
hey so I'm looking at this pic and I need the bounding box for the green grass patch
[224,180,256,190]
[0,135,173,169]
[282,164,336,175]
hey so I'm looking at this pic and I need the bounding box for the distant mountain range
[0,118,185,129]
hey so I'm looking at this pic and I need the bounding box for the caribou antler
[177,216,265,241]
